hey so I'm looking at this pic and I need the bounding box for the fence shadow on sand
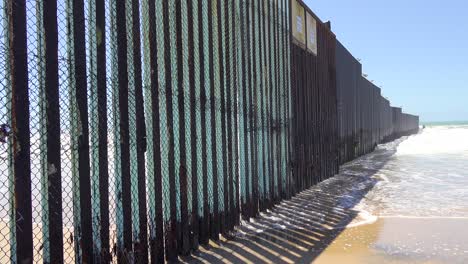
[180,144,398,264]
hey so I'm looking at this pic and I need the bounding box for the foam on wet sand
[184,126,468,263]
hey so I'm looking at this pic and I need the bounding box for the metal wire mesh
[0,2,10,262]
[0,0,419,262]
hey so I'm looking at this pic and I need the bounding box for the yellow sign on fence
[306,12,317,55]
[291,0,305,45]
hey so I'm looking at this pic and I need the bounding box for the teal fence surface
[0,0,418,263]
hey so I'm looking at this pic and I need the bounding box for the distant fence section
[0,0,418,263]
[336,41,419,163]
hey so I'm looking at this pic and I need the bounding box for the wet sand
[3,215,467,263]
[182,136,468,264]
[181,151,388,264]
[314,217,468,264]
[182,213,468,264]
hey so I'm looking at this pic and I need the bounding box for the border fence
[336,41,419,164]
[0,0,418,263]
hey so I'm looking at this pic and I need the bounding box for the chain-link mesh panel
[202,0,214,241]
[259,0,269,209]
[211,0,221,238]
[237,0,247,214]
[238,0,249,217]
[246,0,256,218]
[106,0,119,261]
[141,0,165,261]
[25,1,44,260]
[181,0,192,253]
[125,0,139,259]
[285,0,293,199]
[279,0,289,199]
[191,0,203,250]
[227,0,237,229]
[0,1,11,262]
[86,0,116,261]
[1,0,417,262]
[218,0,227,234]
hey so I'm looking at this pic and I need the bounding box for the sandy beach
[314,217,468,264]
[181,217,468,264]
[181,129,468,264]
[0,221,76,263]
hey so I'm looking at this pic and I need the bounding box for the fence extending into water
[0,0,418,263]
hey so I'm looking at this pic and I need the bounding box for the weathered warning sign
[291,0,305,45]
[306,12,317,55]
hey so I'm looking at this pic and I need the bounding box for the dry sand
[0,220,76,263]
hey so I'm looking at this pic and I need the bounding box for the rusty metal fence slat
[90,0,111,262]
[208,0,219,241]
[7,0,33,262]
[68,0,95,261]
[218,0,227,236]
[238,0,248,219]
[114,0,133,260]
[36,0,64,262]
[161,0,178,259]
[199,0,211,246]
[226,0,234,231]
[232,0,241,227]
[177,0,190,255]
[187,0,200,252]
[142,0,165,260]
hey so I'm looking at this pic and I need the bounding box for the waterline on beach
[317,125,468,263]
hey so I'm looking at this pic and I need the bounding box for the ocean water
[314,124,468,263]
[193,124,468,263]
[355,124,468,218]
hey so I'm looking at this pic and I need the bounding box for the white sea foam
[345,209,379,228]
[378,215,468,219]
[397,125,468,156]
[352,125,468,219]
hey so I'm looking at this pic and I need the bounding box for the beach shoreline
[314,217,468,264]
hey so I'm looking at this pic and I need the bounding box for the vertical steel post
[130,0,149,261]
[41,0,64,261]
[7,0,33,262]
[220,0,230,235]
[208,0,220,240]
[115,0,133,260]
[161,0,179,259]
[175,0,190,255]
[198,0,210,246]
[95,0,110,261]
[145,0,165,260]
[239,0,251,220]
[188,0,200,251]
[68,0,94,261]
[232,0,240,227]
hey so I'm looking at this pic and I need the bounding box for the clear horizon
[305,0,468,123]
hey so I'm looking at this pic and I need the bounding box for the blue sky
[304,0,467,122]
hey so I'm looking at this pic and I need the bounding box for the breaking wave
[350,125,468,221]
